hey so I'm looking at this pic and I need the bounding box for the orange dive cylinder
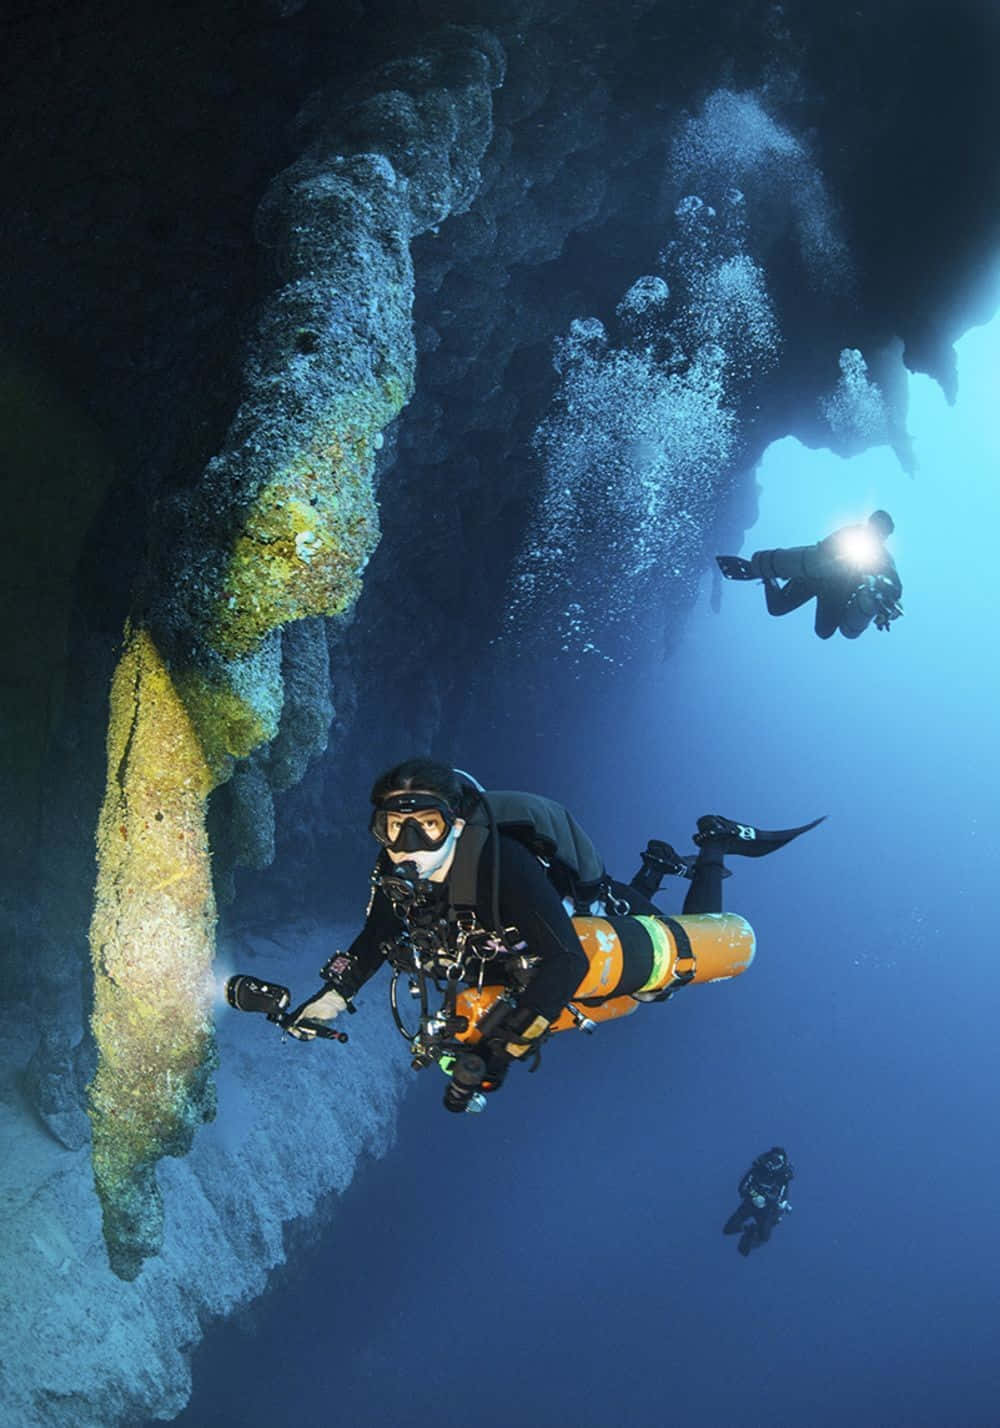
[454,912,755,1044]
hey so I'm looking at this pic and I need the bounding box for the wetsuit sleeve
[331,885,402,997]
[485,834,590,1021]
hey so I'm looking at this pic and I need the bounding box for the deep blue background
[166,320,1000,1426]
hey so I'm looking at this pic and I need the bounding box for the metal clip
[569,1004,597,1034]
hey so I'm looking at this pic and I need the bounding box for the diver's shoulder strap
[448,820,490,913]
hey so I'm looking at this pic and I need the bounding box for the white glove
[779,1200,793,1214]
[752,1194,766,1209]
[288,987,347,1040]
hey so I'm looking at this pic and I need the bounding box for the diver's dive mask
[370,792,458,853]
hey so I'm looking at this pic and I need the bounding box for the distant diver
[723,1146,795,1257]
[716,509,903,639]
[227,760,824,1114]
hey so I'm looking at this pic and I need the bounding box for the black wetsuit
[333,833,726,1021]
[724,1155,795,1256]
[754,525,901,639]
[336,834,588,1020]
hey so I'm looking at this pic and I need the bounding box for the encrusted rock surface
[2,926,409,1428]
[85,24,504,1278]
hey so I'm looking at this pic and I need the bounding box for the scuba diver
[268,759,823,1110]
[716,509,903,639]
[723,1146,795,1257]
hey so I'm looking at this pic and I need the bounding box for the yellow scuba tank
[454,912,755,1043]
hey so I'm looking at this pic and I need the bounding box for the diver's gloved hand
[779,1200,793,1213]
[751,1194,766,1209]
[287,986,348,1040]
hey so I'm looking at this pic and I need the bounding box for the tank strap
[631,914,695,996]
[633,915,673,993]
[661,916,696,987]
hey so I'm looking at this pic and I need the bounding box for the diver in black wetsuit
[288,760,823,1094]
[716,509,903,639]
[724,1147,795,1257]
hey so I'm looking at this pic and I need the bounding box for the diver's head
[867,509,895,540]
[764,1146,787,1171]
[370,759,473,882]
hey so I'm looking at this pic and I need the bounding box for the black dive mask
[370,792,457,852]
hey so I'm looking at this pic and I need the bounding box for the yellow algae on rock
[88,625,218,1280]
[209,417,389,661]
[173,657,283,782]
[83,29,505,1281]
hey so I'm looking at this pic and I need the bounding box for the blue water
[168,315,1000,1426]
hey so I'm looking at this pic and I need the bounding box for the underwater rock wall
[1,927,409,1428]
[86,24,504,1280]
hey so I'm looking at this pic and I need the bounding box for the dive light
[442,1052,488,1114]
[226,974,349,1043]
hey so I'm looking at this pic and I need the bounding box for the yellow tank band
[506,1014,550,1058]
[634,915,675,993]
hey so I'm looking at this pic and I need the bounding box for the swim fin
[641,839,690,877]
[715,554,756,581]
[693,814,826,857]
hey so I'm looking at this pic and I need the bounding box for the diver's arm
[327,885,401,997]
[287,887,398,1037]
[285,879,397,1039]
[488,834,590,1021]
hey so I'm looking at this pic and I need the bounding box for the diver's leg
[737,1226,758,1257]
[723,1203,751,1235]
[628,840,693,899]
[682,841,726,915]
[753,546,820,582]
[755,1208,777,1244]
[764,577,814,616]
[813,593,842,640]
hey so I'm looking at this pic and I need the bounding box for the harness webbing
[661,915,697,986]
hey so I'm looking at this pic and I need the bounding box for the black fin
[715,554,756,581]
[694,814,826,857]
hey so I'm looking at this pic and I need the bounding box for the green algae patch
[88,625,219,1280]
